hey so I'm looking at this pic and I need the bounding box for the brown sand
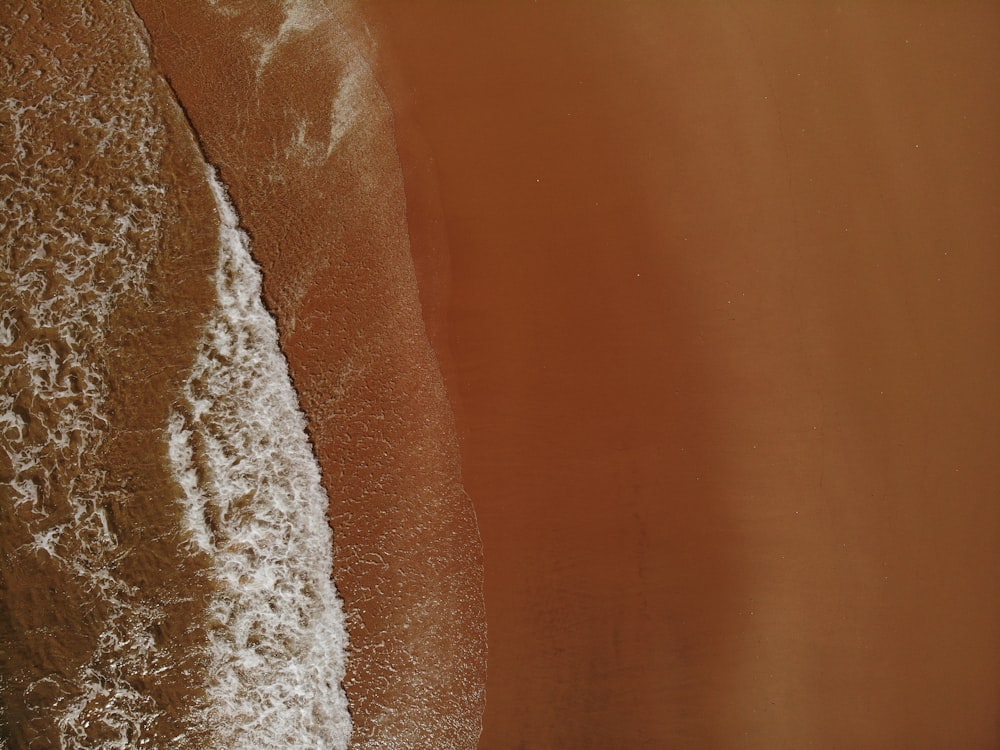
[131,3,486,748]
[362,1,1000,747]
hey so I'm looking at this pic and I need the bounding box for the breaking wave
[166,171,351,748]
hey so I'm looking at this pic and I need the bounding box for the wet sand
[362,2,1000,747]
[131,3,486,748]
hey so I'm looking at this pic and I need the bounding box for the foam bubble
[166,169,351,748]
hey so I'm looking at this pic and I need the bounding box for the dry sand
[362,2,1000,747]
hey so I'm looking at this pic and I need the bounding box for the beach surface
[3,1,998,748]
[362,1,1000,747]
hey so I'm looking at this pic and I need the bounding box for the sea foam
[166,170,352,749]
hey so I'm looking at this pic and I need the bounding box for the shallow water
[1,2,351,746]
[128,2,488,746]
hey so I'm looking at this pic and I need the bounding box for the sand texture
[362,1,1000,747]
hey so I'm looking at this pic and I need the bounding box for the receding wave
[1,2,201,744]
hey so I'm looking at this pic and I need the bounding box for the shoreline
[130,2,488,747]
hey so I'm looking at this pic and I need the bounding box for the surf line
[165,168,352,749]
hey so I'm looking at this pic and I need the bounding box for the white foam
[284,48,367,167]
[253,0,327,79]
[165,169,351,748]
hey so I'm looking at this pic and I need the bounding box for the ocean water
[1,1,350,746]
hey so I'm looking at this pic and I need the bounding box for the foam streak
[166,170,351,749]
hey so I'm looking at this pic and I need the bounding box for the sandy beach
[3,1,998,747]
[362,2,1000,747]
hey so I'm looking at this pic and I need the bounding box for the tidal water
[2,2,351,746]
